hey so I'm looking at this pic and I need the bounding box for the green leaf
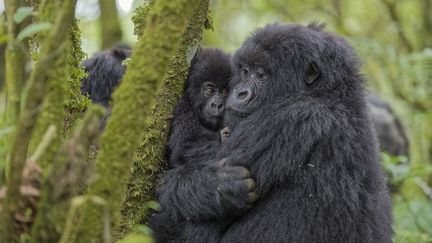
[13,7,33,24]
[17,22,52,42]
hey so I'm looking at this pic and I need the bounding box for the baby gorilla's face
[199,81,229,130]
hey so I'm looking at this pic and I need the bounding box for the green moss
[74,0,201,241]
[64,19,90,133]
[116,0,211,238]
[131,0,155,37]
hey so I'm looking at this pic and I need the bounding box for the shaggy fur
[150,48,235,242]
[216,22,393,242]
[151,23,393,243]
[81,45,131,107]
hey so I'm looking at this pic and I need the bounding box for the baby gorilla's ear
[305,61,320,85]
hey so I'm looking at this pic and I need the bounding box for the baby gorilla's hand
[220,127,231,143]
[206,159,257,216]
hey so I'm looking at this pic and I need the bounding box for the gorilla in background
[81,44,131,108]
[365,92,409,157]
[149,48,244,242]
[152,23,393,243]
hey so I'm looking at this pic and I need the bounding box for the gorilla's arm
[154,159,255,222]
[221,98,339,196]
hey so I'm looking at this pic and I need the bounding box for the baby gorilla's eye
[222,89,229,96]
[256,68,265,79]
[204,87,214,97]
[240,67,249,76]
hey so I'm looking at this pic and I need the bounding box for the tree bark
[30,105,104,243]
[4,0,28,123]
[99,0,123,49]
[73,0,200,241]
[0,0,78,241]
[116,0,212,238]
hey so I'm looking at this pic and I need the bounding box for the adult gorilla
[216,22,393,242]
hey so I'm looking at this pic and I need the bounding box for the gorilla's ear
[305,62,320,85]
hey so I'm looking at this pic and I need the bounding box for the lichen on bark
[116,0,212,238]
[73,0,200,241]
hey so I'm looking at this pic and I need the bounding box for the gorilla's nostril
[218,104,224,110]
[237,91,249,99]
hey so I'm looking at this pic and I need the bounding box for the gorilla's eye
[256,68,265,79]
[240,67,249,76]
[204,88,214,97]
[222,89,229,96]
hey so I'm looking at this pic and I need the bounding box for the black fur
[151,23,393,243]
[214,22,393,242]
[150,48,247,242]
[81,45,131,108]
[153,23,393,243]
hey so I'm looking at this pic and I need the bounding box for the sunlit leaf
[13,7,33,24]
[17,22,52,42]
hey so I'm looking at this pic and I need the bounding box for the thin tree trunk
[30,105,104,243]
[99,0,123,49]
[0,0,78,241]
[73,0,199,241]
[4,0,28,123]
[29,0,89,170]
[116,0,212,238]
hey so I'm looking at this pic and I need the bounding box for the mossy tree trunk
[0,0,78,241]
[29,0,89,171]
[116,0,212,238]
[4,0,28,123]
[99,0,123,49]
[73,0,201,241]
[30,105,105,243]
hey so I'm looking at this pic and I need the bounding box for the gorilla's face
[186,48,232,130]
[226,24,329,121]
[198,81,229,129]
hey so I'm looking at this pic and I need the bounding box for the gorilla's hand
[206,159,257,216]
[157,158,257,221]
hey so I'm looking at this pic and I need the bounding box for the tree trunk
[99,0,123,49]
[0,0,78,241]
[4,0,28,123]
[116,0,212,238]
[30,105,104,243]
[73,0,200,241]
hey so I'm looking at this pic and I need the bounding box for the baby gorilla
[150,48,257,242]
[166,48,231,166]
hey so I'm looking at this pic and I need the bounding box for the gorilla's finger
[229,166,250,178]
[247,192,258,203]
[243,178,256,191]
[214,158,227,167]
